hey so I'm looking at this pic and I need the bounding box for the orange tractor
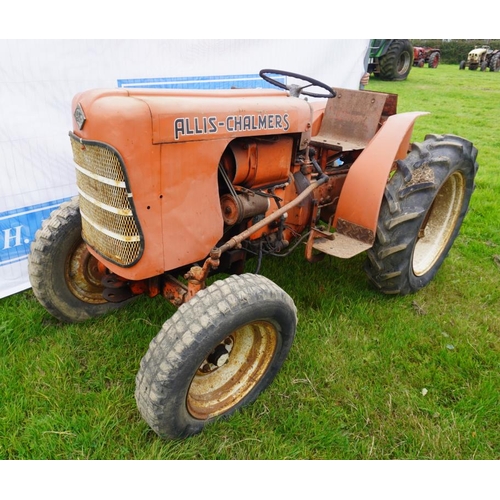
[29,69,478,439]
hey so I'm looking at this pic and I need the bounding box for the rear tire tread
[364,134,478,295]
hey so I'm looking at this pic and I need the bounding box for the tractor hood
[71,87,318,146]
[469,47,487,59]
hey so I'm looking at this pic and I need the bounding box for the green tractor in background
[368,39,414,81]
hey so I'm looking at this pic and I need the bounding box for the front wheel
[135,273,297,439]
[365,134,478,295]
[28,197,130,322]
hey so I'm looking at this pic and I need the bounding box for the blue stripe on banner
[117,73,286,90]
[0,197,71,267]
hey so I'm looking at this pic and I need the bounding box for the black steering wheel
[259,69,337,99]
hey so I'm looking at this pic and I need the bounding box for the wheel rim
[65,240,109,304]
[187,320,278,419]
[412,172,465,276]
[397,52,411,75]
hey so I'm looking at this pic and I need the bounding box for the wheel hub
[187,321,278,420]
[412,171,465,276]
[397,52,411,75]
[65,241,109,304]
[199,337,234,373]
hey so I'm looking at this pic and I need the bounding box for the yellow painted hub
[412,172,465,276]
[187,321,278,420]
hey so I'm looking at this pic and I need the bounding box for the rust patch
[336,218,375,245]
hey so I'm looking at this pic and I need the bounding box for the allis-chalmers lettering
[174,113,290,140]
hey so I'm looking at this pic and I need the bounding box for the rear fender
[333,111,429,244]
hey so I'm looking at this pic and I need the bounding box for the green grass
[1,64,499,460]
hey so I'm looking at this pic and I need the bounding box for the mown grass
[1,64,499,460]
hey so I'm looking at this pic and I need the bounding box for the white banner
[0,39,370,298]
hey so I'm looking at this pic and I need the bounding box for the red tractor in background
[413,47,441,68]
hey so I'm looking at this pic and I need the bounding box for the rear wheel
[135,273,297,439]
[489,53,500,71]
[28,197,129,322]
[365,135,478,295]
[379,39,413,81]
[428,52,440,68]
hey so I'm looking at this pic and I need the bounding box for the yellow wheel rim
[187,321,278,420]
[413,172,465,276]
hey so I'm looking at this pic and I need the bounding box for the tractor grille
[70,133,143,267]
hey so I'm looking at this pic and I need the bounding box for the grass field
[1,64,499,460]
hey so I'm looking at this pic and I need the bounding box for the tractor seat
[310,88,397,152]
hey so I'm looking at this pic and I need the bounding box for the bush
[411,39,500,64]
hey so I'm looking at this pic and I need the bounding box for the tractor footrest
[312,233,372,259]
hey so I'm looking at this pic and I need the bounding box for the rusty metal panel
[312,233,372,259]
[336,218,375,245]
[310,88,390,151]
